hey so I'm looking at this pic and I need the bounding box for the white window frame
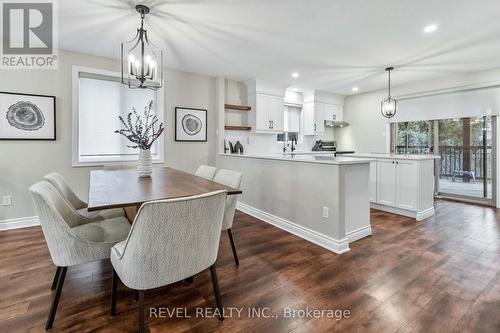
[72,66,164,167]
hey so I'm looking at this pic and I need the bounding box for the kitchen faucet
[290,137,297,152]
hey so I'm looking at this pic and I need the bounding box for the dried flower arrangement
[115,100,164,150]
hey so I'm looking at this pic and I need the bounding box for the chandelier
[121,5,163,89]
[381,67,397,119]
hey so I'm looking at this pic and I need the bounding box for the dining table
[87,167,242,219]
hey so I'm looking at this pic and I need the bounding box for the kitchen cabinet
[303,102,325,135]
[377,159,419,210]
[323,103,343,122]
[396,160,418,210]
[303,102,344,135]
[352,154,436,221]
[246,80,286,133]
[377,159,397,206]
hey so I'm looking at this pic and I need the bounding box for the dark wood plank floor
[1,200,499,332]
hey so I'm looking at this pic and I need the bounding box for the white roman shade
[73,67,163,165]
[389,86,500,123]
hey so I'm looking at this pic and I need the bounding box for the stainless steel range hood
[324,120,349,128]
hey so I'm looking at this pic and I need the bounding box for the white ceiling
[60,0,500,95]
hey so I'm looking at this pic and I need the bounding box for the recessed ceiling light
[352,87,359,92]
[291,72,299,78]
[423,24,438,33]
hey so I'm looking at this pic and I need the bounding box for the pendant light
[381,67,397,119]
[121,5,163,89]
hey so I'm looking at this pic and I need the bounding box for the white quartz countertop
[349,153,440,160]
[218,153,375,165]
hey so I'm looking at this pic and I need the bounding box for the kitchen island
[216,153,374,253]
[349,153,439,220]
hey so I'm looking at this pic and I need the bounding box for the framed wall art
[175,107,207,142]
[0,91,56,140]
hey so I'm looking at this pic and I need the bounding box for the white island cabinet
[351,154,437,221]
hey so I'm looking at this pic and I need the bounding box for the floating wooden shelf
[225,125,251,131]
[224,104,251,111]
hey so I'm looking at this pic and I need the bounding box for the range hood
[324,120,349,128]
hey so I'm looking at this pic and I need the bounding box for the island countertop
[218,153,375,165]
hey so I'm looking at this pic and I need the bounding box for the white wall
[0,50,218,222]
[336,67,500,152]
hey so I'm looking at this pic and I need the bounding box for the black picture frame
[175,107,207,142]
[0,91,56,141]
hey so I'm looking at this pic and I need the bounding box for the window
[72,66,164,166]
[278,104,302,142]
[392,120,434,154]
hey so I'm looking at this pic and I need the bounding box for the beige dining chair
[44,172,125,222]
[195,165,217,180]
[213,169,243,265]
[29,181,131,330]
[110,191,227,333]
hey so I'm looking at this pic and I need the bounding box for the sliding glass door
[392,116,496,204]
[437,116,495,201]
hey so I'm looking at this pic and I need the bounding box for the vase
[137,149,153,177]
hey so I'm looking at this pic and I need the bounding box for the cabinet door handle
[392,161,395,164]
[271,121,273,129]
[396,161,399,164]
[269,121,272,129]
[314,124,317,131]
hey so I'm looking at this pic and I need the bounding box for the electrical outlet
[322,206,329,219]
[2,195,12,206]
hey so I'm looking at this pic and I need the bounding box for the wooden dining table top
[87,167,242,212]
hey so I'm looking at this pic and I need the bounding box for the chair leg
[183,276,194,285]
[227,229,239,266]
[209,264,224,321]
[134,290,139,302]
[51,267,62,290]
[138,291,145,333]
[110,269,118,317]
[46,266,67,330]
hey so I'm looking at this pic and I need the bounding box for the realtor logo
[1,0,58,68]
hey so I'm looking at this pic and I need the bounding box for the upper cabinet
[303,91,345,135]
[245,80,287,133]
[323,103,343,122]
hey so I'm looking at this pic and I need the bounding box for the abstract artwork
[175,107,207,142]
[0,92,56,140]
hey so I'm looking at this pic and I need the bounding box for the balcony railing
[395,145,492,180]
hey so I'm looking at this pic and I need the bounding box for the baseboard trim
[370,203,435,221]
[346,225,372,242]
[236,202,350,254]
[416,207,435,221]
[0,216,39,231]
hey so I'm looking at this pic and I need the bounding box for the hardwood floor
[1,199,499,332]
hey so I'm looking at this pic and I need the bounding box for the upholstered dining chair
[195,165,217,180]
[44,172,125,222]
[110,191,227,333]
[29,181,131,330]
[213,169,243,266]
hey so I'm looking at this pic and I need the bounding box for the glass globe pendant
[121,5,163,89]
[381,67,397,119]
